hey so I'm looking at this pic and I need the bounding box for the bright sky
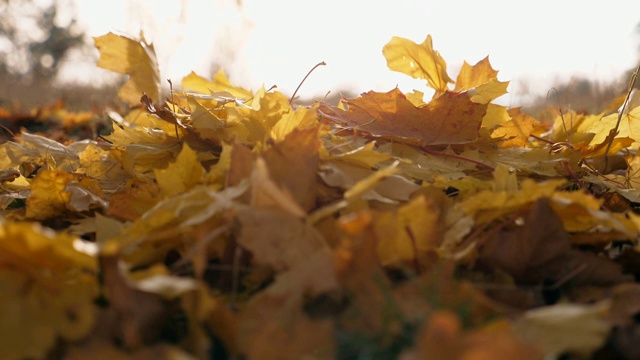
[68,0,640,107]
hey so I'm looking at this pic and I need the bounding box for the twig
[602,63,640,171]
[289,61,326,105]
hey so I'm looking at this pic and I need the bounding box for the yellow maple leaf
[481,103,511,129]
[454,56,499,91]
[94,32,161,105]
[270,104,320,142]
[404,90,426,107]
[460,178,565,224]
[469,78,510,104]
[107,175,162,222]
[451,57,508,104]
[588,106,640,149]
[187,95,227,142]
[26,169,75,220]
[104,118,182,173]
[491,108,538,147]
[154,143,205,198]
[549,110,600,145]
[382,34,453,93]
[375,193,446,268]
[0,221,97,360]
[324,141,393,169]
[77,143,131,190]
[205,142,232,188]
[182,69,253,99]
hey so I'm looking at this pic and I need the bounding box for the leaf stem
[289,61,326,105]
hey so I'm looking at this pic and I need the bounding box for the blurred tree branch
[0,0,86,83]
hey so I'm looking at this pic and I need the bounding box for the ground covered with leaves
[2,32,640,360]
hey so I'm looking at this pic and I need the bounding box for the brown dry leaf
[478,198,631,286]
[405,311,543,360]
[261,126,320,211]
[334,211,393,335]
[237,290,335,360]
[318,160,420,204]
[107,176,162,222]
[250,157,307,217]
[66,342,198,360]
[608,283,640,326]
[235,206,334,287]
[234,205,337,359]
[99,255,169,348]
[94,32,161,105]
[226,127,321,213]
[319,88,487,146]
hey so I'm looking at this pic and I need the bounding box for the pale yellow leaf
[382,35,453,92]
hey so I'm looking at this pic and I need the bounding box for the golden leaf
[382,34,454,92]
[0,221,97,360]
[94,32,161,105]
[154,143,205,198]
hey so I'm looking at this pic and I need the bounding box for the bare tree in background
[0,0,86,83]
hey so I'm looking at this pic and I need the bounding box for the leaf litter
[0,31,640,359]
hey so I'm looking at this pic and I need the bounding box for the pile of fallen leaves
[2,32,640,360]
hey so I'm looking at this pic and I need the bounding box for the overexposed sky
[68,0,640,107]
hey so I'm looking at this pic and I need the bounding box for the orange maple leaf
[319,88,487,146]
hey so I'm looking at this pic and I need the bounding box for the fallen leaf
[25,169,75,220]
[478,198,631,286]
[261,126,320,211]
[319,88,487,146]
[99,255,177,349]
[375,191,447,269]
[94,32,161,105]
[154,143,206,198]
[454,56,499,92]
[491,108,538,147]
[182,69,253,100]
[515,301,612,357]
[0,221,97,360]
[382,34,454,92]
